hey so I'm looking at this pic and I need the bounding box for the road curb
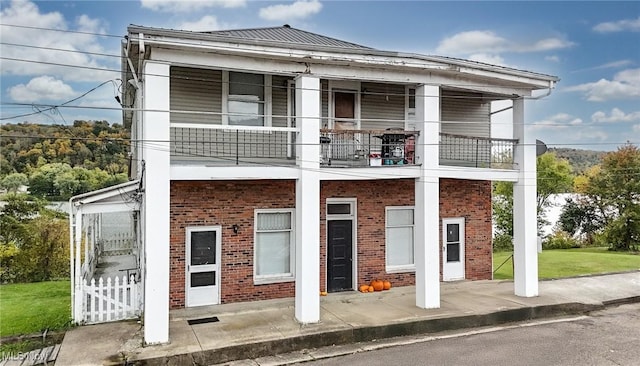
[128,301,615,366]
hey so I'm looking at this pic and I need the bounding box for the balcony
[439,133,517,169]
[319,129,418,167]
[169,124,517,170]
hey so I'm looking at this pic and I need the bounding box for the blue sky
[1,0,639,150]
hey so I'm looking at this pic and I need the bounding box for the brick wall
[169,178,492,308]
[170,180,296,309]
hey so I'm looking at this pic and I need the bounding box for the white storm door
[442,218,465,281]
[186,227,221,307]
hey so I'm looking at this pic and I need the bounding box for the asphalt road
[307,303,640,366]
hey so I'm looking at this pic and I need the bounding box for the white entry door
[442,218,465,281]
[186,226,221,307]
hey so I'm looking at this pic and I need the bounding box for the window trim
[253,208,295,284]
[385,206,416,273]
[222,71,272,127]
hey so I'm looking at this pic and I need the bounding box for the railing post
[236,129,239,165]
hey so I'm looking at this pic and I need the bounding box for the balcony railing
[439,133,517,169]
[170,124,297,165]
[169,124,517,170]
[320,129,418,167]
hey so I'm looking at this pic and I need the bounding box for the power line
[0,23,123,39]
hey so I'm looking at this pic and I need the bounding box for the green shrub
[493,234,513,252]
[543,230,580,250]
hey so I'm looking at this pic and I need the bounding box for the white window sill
[386,266,416,274]
[254,275,295,285]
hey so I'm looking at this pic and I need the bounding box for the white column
[294,75,321,323]
[73,208,83,322]
[142,61,171,343]
[414,84,441,308]
[512,98,538,297]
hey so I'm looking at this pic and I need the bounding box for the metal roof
[127,24,559,83]
[200,25,373,50]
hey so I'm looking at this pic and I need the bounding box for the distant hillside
[0,121,130,175]
[548,148,606,174]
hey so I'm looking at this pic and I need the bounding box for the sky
[0,0,639,151]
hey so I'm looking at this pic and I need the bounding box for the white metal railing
[82,275,141,324]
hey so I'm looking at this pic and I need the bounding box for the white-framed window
[405,86,416,131]
[254,209,295,284]
[386,206,415,272]
[222,71,272,126]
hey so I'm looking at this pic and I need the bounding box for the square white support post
[141,61,171,344]
[512,98,538,297]
[294,75,321,323]
[73,208,83,322]
[414,84,441,309]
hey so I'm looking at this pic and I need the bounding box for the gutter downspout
[490,80,556,116]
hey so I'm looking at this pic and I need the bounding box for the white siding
[441,90,490,137]
[170,67,222,125]
[321,79,329,128]
[272,75,291,128]
[360,82,405,130]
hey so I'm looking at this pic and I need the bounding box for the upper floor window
[224,71,272,126]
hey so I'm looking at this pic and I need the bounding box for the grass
[0,280,71,338]
[493,247,640,280]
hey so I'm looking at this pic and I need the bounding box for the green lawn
[0,280,71,337]
[493,248,640,280]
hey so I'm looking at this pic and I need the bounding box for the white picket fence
[100,233,136,256]
[82,275,141,324]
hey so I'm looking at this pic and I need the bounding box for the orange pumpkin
[371,279,384,292]
[359,285,370,293]
[383,280,392,290]
[367,286,375,292]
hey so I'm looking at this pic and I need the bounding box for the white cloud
[259,0,322,22]
[178,15,222,32]
[8,76,76,102]
[0,0,118,82]
[468,53,506,66]
[633,124,640,133]
[140,0,246,12]
[593,16,640,33]
[591,108,640,123]
[436,30,507,55]
[564,68,640,102]
[545,55,560,63]
[573,60,634,73]
[435,30,573,56]
[528,113,583,132]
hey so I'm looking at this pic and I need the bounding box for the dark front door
[327,220,353,292]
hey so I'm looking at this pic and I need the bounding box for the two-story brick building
[69,25,557,345]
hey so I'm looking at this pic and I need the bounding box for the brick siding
[169,178,491,308]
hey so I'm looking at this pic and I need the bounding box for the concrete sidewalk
[56,271,640,366]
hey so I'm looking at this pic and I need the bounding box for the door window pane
[191,272,216,287]
[191,231,216,266]
[447,224,460,242]
[327,203,351,215]
[447,243,460,262]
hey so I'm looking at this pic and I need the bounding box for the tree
[493,153,574,246]
[0,193,69,283]
[0,172,28,192]
[575,144,640,251]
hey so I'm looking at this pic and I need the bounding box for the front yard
[493,247,640,280]
[0,280,71,337]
